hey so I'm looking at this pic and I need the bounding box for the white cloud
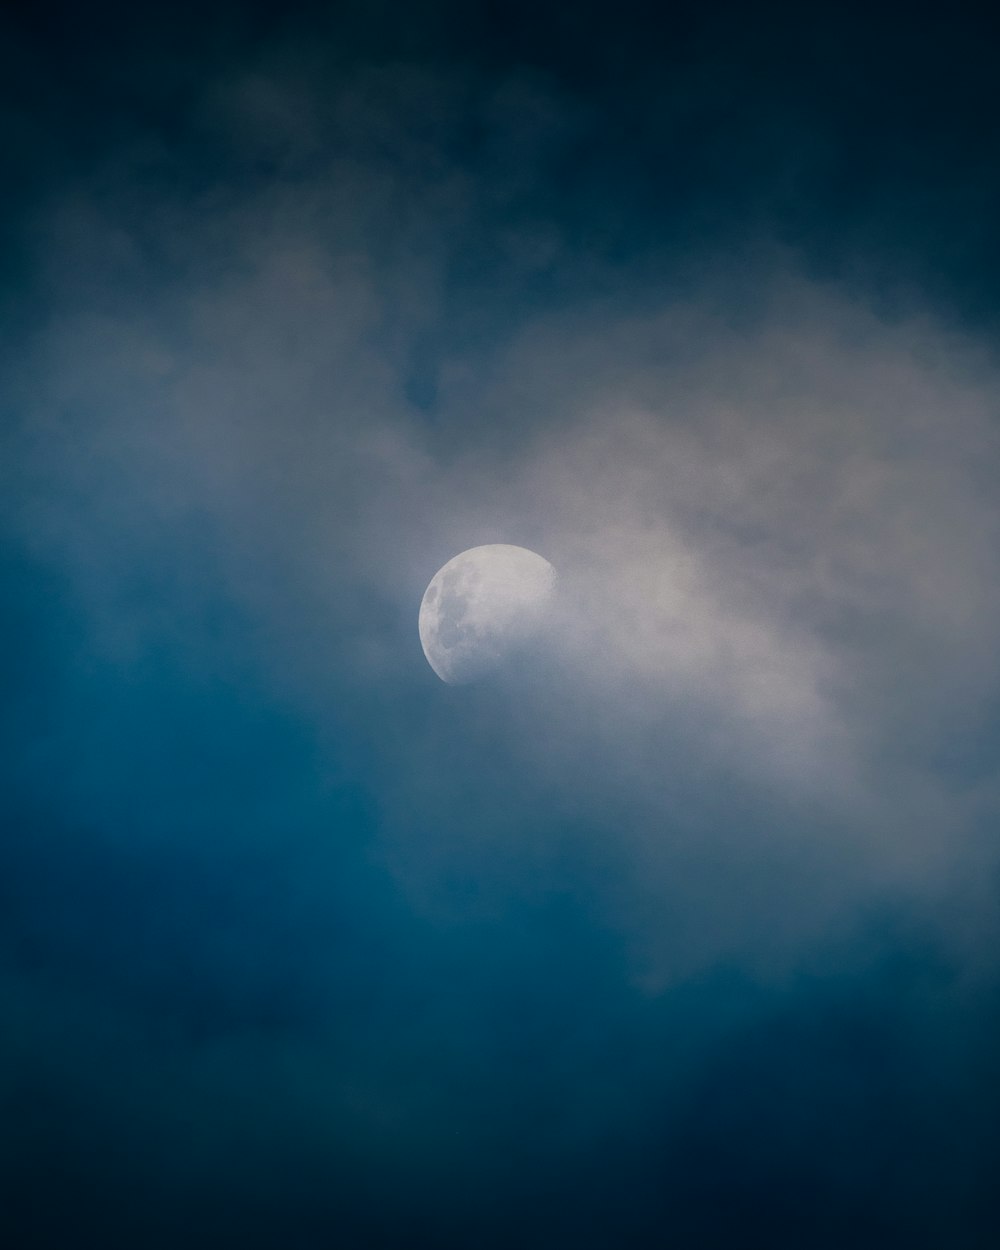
[7,71,1000,984]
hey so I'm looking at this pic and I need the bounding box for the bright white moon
[419,544,557,684]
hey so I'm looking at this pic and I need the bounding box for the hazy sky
[3,3,1000,1247]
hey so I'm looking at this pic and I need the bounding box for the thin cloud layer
[4,37,1000,1247]
[7,110,999,982]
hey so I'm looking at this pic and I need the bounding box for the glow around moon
[418,544,558,684]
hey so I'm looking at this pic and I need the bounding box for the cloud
[4,36,1000,1249]
[5,62,1000,995]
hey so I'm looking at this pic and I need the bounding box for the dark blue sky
[2,3,1000,1247]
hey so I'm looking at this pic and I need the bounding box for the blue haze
[2,3,1000,1247]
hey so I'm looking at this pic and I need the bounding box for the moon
[419,544,558,684]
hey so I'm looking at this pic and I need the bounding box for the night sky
[3,3,1000,1247]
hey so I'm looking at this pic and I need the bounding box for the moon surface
[419,544,558,684]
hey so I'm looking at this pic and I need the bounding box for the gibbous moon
[419,544,557,684]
